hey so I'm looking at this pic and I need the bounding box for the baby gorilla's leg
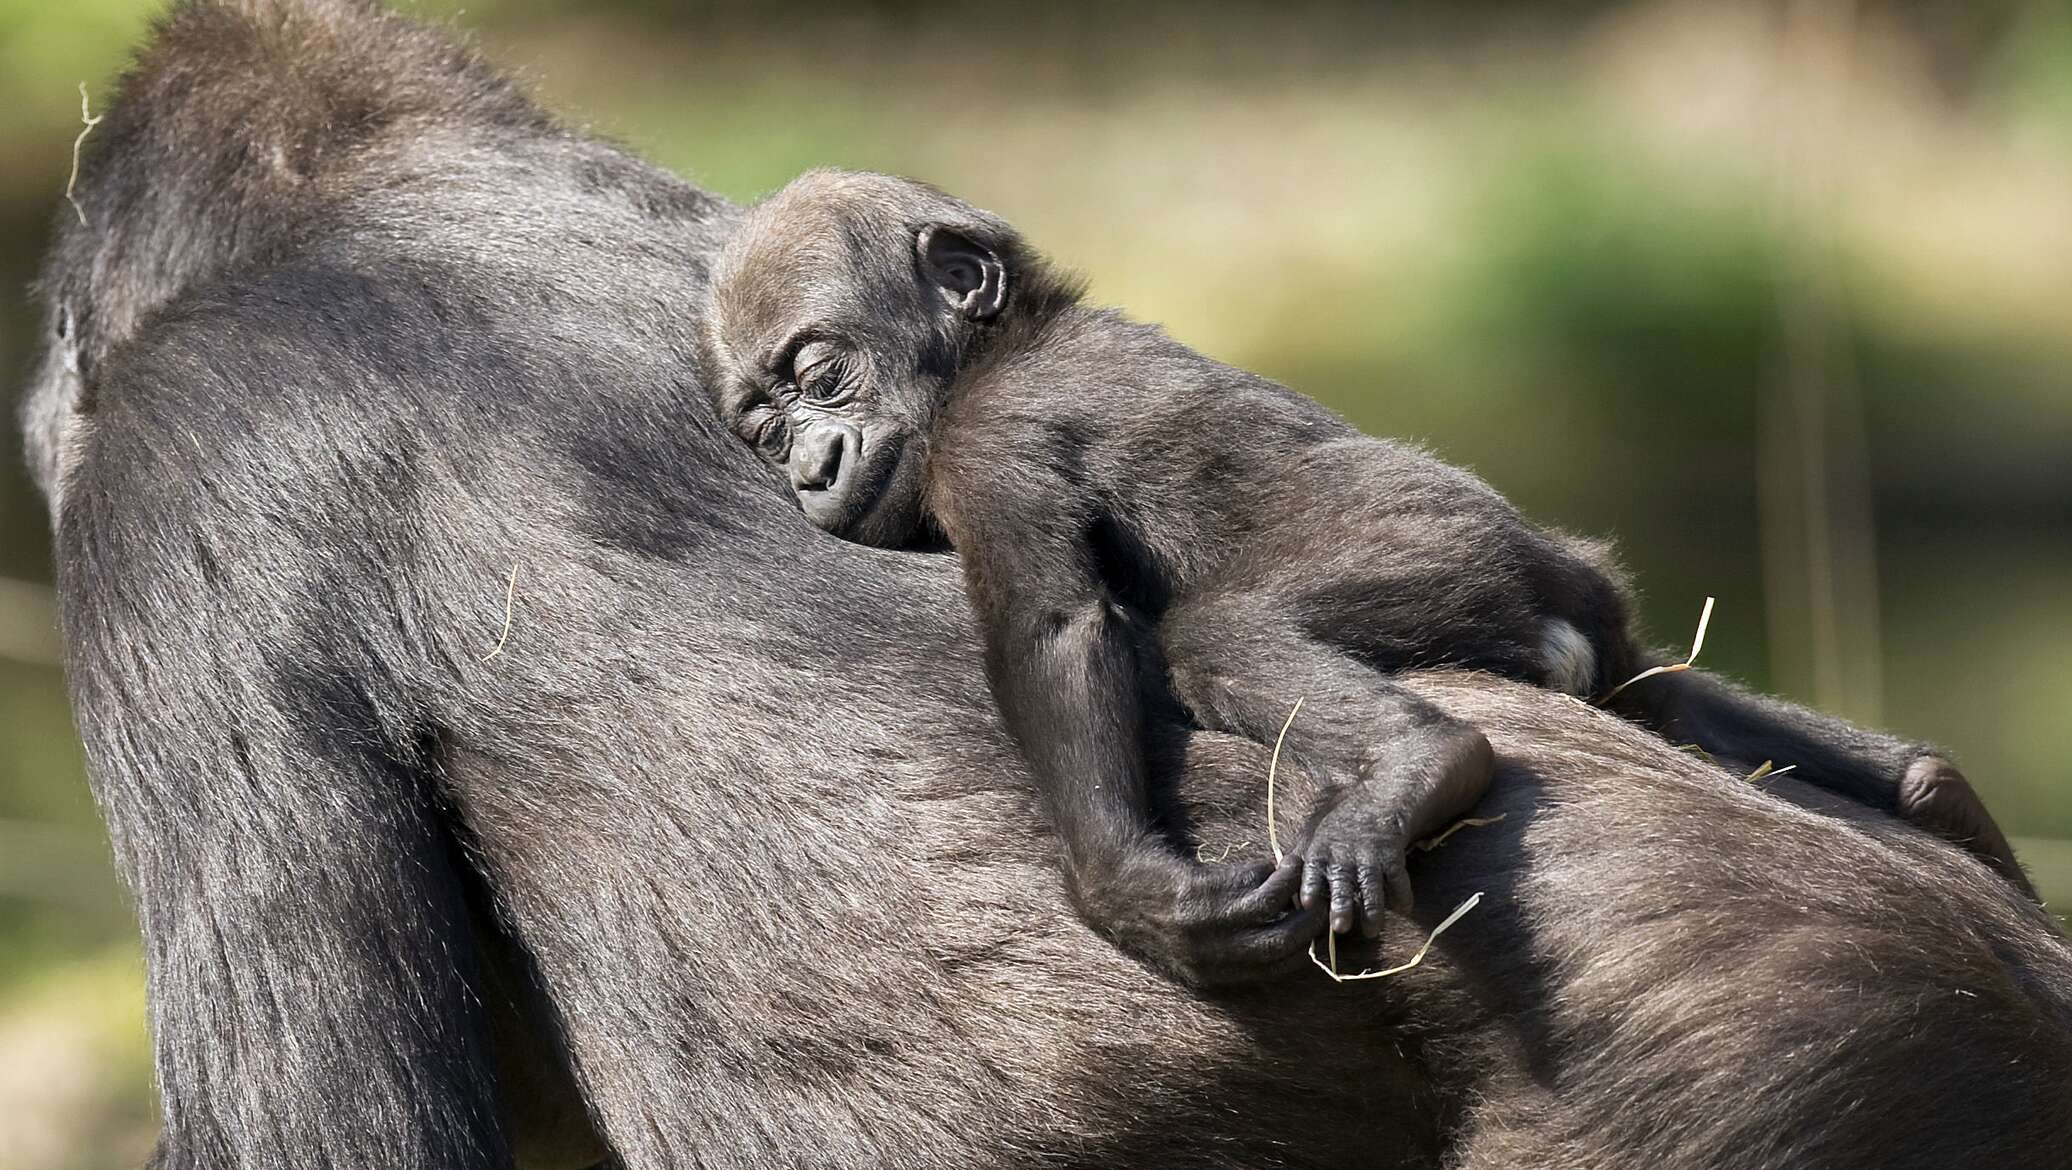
[1284,722,1495,935]
[1609,665,2035,897]
[1160,592,1496,940]
[1537,618,1599,697]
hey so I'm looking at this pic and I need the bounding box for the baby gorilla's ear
[915,225,1007,321]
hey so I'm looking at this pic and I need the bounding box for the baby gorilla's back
[1203,430,1635,696]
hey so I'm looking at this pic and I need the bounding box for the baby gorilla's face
[716,329,932,547]
[705,171,1009,549]
[706,207,941,545]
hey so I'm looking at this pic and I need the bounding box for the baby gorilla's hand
[1293,722,1495,938]
[1072,851,1325,987]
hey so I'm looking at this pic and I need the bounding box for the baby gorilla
[704,169,2032,986]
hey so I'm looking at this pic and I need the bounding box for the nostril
[794,430,845,492]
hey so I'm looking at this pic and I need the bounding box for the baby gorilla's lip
[797,485,852,528]
[832,433,922,547]
[799,463,884,539]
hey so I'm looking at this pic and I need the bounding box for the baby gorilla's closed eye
[751,411,791,460]
[796,344,856,405]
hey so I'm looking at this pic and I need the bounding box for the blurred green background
[1,0,2068,1164]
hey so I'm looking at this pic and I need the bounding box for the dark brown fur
[20,4,2068,1168]
[702,170,2034,986]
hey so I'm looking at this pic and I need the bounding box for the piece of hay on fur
[1312,891,1484,982]
[1266,697,1304,865]
[66,83,103,228]
[1746,760,1797,785]
[1415,813,1508,852]
[1599,595,1715,704]
[481,563,518,661]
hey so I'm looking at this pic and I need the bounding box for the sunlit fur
[704,169,2035,971]
[22,3,2070,1169]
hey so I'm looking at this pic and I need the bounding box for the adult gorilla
[21,2,2071,1168]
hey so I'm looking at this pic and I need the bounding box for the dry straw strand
[1600,595,1716,704]
[1194,841,1253,864]
[66,83,103,228]
[1265,697,1304,865]
[1745,761,1798,785]
[481,564,518,661]
[1415,813,1508,852]
[1311,891,1484,982]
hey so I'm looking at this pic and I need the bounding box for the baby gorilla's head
[704,169,1018,547]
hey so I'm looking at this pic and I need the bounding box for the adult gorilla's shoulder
[22,2,2072,1169]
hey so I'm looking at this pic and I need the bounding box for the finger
[1228,861,1305,924]
[1300,854,1329,911]
[1213,859,1280,890]
[1328,853,1357,937]
[1180,861,1294,927]
[1186,859,1277,906]
[1355,856,1389,939]
[1169,863,1258,933]
[1189,901,1329,985]
[1227,903,1329,969]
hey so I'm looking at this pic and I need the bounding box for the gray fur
[18,3,2072,1168]
[702,169,2033,975]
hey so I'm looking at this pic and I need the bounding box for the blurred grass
[1,2,2069,1165]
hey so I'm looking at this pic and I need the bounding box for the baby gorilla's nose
[790,423,852,494]
[791,421,866,534]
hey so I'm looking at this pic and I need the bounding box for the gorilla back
[23,3,2072,1169]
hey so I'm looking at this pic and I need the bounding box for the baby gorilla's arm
[947,486,1327,986]
[1158,589,1497,939]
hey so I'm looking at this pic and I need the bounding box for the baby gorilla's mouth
[797,482,856,531]
[801,430,919,549]
[788,418,868,536]
[789,420,858,496]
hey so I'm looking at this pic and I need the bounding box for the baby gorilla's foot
[1898,755,2036,899]
[1293,722,1495,938]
